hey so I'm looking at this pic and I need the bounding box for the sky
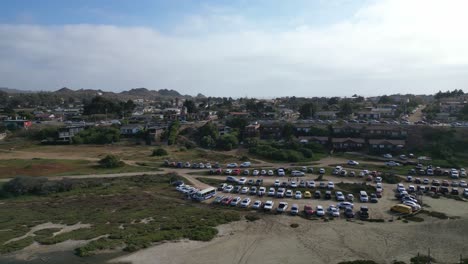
[1,0,468,97]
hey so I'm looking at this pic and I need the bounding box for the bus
[191,187,217,201]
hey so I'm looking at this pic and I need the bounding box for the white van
[360,191,369,202]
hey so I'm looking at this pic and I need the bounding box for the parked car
[285,189,293,198]
[277,202,289,213]
[383,154,393,159]
[370,193,378,203]
[240,162,251,168]
[316,205,325,216]
[267,170,274,176]
[327,181,335,189]
[224,185,234,193]
[348,160,359,166]
[325,190,332,200]
[276,188,285,198]
[268,187,276,196]
[230,196,241,206]
[314,190,321,199]
[358,206,369,219]
[295,191,303,199]
[240,186,249,194]
[238,177,247,185]
[291,170,305,177]
[249,186,258,195]
[385,161,400,166]
[304,205,315,216]
[227,163,238,168]
[327,205,340,217]
[304,191,312,198]
[290,204,299,215]
[307,180,316,188]
[233,185,241,193]
[335,191,345,201]
[252,169,259,176]
[344,207,355,218]
[263,200,274,211]
[258,186,266,196]
[319,168,326,174]
[240,198,251,208]
[252,200,262,209]
[346,194,354,202]
[274,179,280,187]
[217,183,227,191]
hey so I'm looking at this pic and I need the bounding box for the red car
[221,196,233,205]
[216,168,223,175]
[304,205,315,216]
[231,169,241,176]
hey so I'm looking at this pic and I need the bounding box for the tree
[216,134,238,151]
[338,100,353,118]
[152,148,168,156]
[299,102,318,119]
[327,97,340,105]
[98,155,124,168]
[378,95,394,104]
[166,121,180,145]
[183,100,197,113]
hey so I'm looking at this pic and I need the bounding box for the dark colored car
[451,188,459,195]
[358,206,369,220]
[370,193,378,203]
[344,207,355,218]
[314,190,321,199]
[325,190,332,200]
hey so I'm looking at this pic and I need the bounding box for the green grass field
[0,158,159,179]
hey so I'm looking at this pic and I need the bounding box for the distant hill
[0,87,36,94]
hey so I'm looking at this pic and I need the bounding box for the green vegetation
[245,214,260,222]
[152,148,168,156]
[83,96,135,116]
[98,155,125,168]
[195,122,239,151]
[73,127,120,144]
[290,223,299,228]
[0,158,151,179]
[166,121,180,145]
[0,174,240,256]
[419,210,449,219]
[403,216,424,222]
[410,254,436,264]
[249,140,326,162]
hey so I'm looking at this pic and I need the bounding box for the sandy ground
[112,211,468,264]
[4,222,90,244]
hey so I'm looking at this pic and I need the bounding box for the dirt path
[407,105,426,123]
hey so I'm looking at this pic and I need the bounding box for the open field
[0,174,240,257]
[0,159,155,178]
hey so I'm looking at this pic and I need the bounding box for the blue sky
[1,0,468,97]
[1,0,369,31]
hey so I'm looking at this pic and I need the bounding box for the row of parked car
[408,165,466,178]
[212,195,370,219]
[398,181,468,197]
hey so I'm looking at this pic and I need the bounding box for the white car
[385,161,400,166]
[375,177,382,183]
[327,181,335,190]
[240,162,251,168]
[307,180,316,188]
[348,160,359,166]
[290,181,298,188]
[316,205,325,216]
[294,191,302,199]
[268,187,276,196]
[337,201,354,209]
[459,181,467,188]
[319,168,326,174]
[328,205,340,217]
[252,200,262,209]
[240,186,249,194]
[285,189,293,198]
[291,170,305,177]
[258,187,266,196]
[263,200,274,211]
[274,179,280,187]
[240,198,251,208]
[403,200,421,211]
[260,170,267,175]
[252,170,259,176]
[205,163,212,169]
[227,163,238,168]
[224,185,234,193]
[277,202,288,213]
[383,154,393,159]
[230,197,241,206]
[238,177,247,185]
[267,170,274,176]
[278,169,286,176]
[276,188,285,198]
[335,191,345,201]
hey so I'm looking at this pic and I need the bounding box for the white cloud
[1,0,468,97]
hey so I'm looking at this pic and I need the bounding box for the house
[439,101,465,114]
[244,123,260,138]
[295,123,312,133]
[298,136,329,145]
[120,124,144,136]
[356,111,381,120]
[147,125,166,143]
[331,138,365,150]
[58,125,85,142]
[332,125,364,136]
[368,139,405,152]
[3,119,32,130]
[217,125,231,136]
[315,111,337,120]
[365,125,407,139]
[35,113,55,121]
[259,122,284,139]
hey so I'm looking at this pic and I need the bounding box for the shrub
[410,254,435,264]
[99,155,124,168]
[152,148,168,156]
[338,260,378,264]
[290,223,299,228]
[245,214,260,222]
